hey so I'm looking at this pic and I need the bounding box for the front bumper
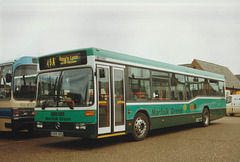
[34,122,97,139]
[5,118,34,131]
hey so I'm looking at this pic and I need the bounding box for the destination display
[39,50,87,70]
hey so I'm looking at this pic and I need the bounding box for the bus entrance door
[97,65,125,136]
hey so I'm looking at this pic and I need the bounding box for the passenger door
[97,64,125,135]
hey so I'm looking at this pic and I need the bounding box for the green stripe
[35,110,96,123]
[126,98,226,120]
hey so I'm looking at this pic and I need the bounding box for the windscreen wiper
[42,100,49,109]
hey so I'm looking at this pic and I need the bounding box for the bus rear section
[0,57,37,132]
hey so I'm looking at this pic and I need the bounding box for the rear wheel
[132,113,149,141]
[202,108,210,127]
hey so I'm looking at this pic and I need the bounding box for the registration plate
[50,131,64,137]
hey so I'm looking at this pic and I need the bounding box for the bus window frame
[126,65,225,103]
[36,66,95,108]
[151,70,170,101]
[13,64,37,101]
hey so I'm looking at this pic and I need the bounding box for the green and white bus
[35,48,226,140]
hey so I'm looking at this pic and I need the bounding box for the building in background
[236,75,240,81]
[184,59,240,95]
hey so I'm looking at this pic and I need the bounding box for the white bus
[226,95,240,116]
[0,57,37,132]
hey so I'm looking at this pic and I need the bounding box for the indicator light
[85,111,95,116]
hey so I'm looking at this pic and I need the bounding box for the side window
[170,74,185,100]
[199,78,209,96]
[0,65,12,100]
[219,81,225,96]
[186,76,199,100]
[152,71,170,100]
[209,80,219,96]
[226,96,232,104]
[128,67,150,101]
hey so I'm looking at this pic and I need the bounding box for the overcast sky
[0,0,239,74]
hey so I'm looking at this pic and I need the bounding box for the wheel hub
[135,118,147,135]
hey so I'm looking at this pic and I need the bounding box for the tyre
[132,113,149,141]
[202,107,210,127]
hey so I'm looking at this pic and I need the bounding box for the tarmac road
[0,116,239,162]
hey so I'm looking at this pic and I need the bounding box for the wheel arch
[134,109,151,130]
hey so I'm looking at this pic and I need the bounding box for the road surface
[0,116,239,162]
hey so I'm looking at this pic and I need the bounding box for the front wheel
[202,108,210,127]
[132,113,149,141]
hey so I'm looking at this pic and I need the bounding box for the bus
[34,48,226,140]
[0,56,37,132]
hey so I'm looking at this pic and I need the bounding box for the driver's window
[60,68,93,107]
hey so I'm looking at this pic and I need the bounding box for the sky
[0,0,240,74]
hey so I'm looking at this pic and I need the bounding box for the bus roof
[0,56,37,69]
[13,56,37,69]
[38,48,225,80]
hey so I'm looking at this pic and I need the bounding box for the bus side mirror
[6,73,12,83]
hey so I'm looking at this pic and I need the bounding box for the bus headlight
[75,123,86,130]
[36,122,43,128]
